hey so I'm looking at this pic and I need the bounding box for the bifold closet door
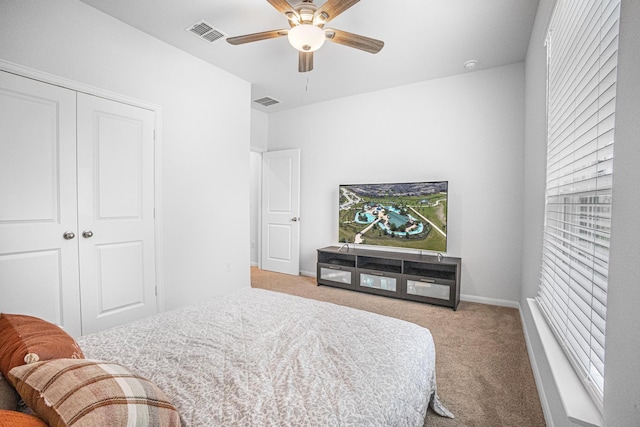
[0,71,82,336]
[76,93,157,335]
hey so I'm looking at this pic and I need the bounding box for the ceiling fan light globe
[288,24,325,52]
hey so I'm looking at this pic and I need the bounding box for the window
[537,0,620,406]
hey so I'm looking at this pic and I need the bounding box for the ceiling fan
[226,0,384,72]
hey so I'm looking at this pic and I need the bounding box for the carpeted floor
[251,267,546,427]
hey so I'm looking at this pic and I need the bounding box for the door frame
[249,149,264,270]
[0,59,166,313]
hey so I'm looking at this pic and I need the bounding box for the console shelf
[317,246,461,310]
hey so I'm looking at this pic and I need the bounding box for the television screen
[338,181,448,252]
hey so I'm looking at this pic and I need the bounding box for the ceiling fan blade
[325,29,384,54]
[226,29,288,45]
[267,0,296,15]
[316,0,360,24]
[299,51,313,73]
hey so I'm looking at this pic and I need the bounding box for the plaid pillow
[8,359,180,426]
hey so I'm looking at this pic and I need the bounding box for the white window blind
[538,0,620,404]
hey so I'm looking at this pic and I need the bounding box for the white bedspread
[78,288,452,426]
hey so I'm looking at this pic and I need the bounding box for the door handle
[63,231,75,240]
[291,217,300,222]
[82,230,94,238]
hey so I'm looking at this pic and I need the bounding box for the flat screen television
[338,181,448,252]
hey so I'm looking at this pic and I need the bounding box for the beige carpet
[251,267,546,427]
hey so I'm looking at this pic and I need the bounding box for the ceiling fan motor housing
[226,0,384,73]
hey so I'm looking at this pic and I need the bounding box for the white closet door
[0,71,82,336]
[76,93,157,335]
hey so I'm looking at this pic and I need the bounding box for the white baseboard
[300,270,316,278]
[460,293,519,308]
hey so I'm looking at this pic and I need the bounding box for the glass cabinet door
[406,279,450,300]
[359,273,397,292]
[320,267,352,284]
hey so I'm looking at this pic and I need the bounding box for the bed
[3,288,452,426]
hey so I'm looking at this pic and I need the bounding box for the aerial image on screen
[339,181,448,252]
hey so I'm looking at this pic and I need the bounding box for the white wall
[521,0,640,425]
[251,110,269,152]
[268,63,526,303]
[0,0,252,310]
[519,0,576,424]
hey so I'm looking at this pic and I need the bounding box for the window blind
[538,0,620,404]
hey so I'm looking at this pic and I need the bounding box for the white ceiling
[78,0,540,113]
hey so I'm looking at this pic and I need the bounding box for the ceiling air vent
[254,97,280,107]
[186,20,226,43]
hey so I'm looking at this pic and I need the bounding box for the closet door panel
[0,71,81,336]
[0,250,64,322]
[77,93,156,335]
[95,113,143,219]
[95,241,145,313]
[1,91,59,221]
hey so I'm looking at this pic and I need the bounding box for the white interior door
[261,149,300,275]
[77,93,157,334]
[0,71,82,336]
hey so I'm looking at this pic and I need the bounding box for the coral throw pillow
[0,313,84,381]
[0,409,48,427]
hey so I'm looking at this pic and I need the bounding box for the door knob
[291,217,300,222]
[82,230,94,238]
[63,231,75,240]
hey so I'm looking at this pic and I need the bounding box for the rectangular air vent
[254,97,280,107]
[186,20,226,43]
